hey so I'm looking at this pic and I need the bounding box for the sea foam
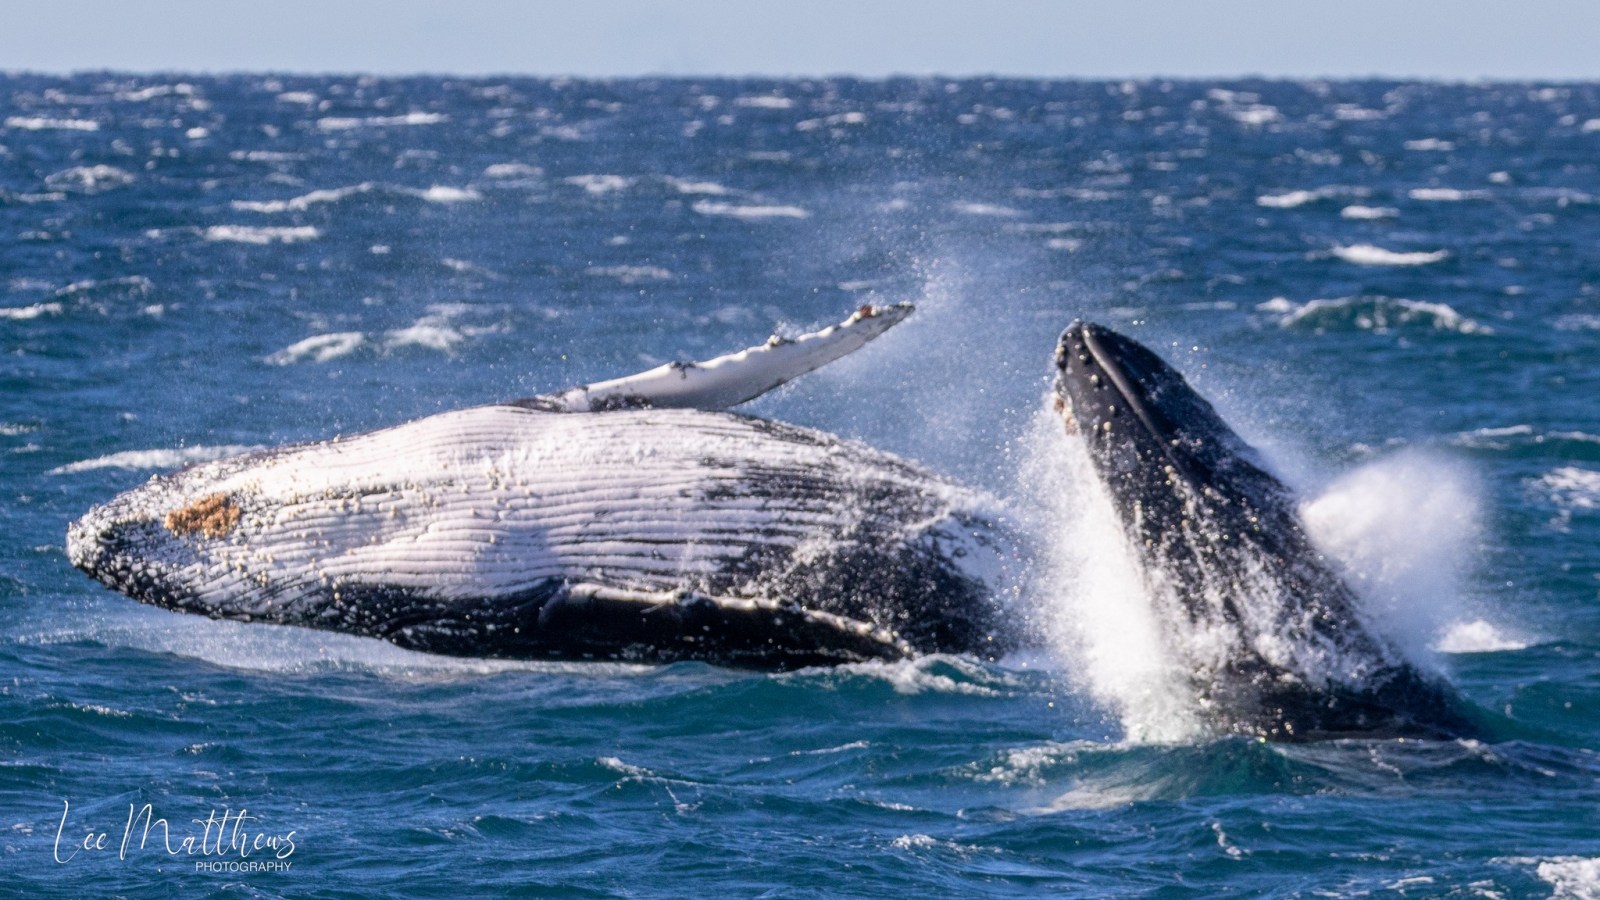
[1259,296,1490,334]
[691,200,808,220]
[1331,244,1449,266]
[204,225,321,244]
[265,332,367,365]
[49,445,261,475]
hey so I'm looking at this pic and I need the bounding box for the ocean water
[3,75,1600,896]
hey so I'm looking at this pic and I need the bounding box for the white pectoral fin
[539,303,913,412]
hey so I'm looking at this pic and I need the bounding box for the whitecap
[228,150,304,163]
[116,83,197,103]
[4,116,99,131]
[1451,424,1536,449]
[1582,119,1600,133]
[276,91,318,105]
[1403,138,1455,151]
[315,112,447,130]
[482,162,542,178]
[52,275,154,298]
[1262,296,1490,334]
[596,756,653,778]
[0,423,39,436]
[204,225,320,244]
[662,176,730,195]
[1554,314,1600,331]
[384,323,464,353]
[691,200,808,220]
[950,201,1024,218]
[1409,187,1486,202]
[49,444,261,475]
[231,182,374,213]
[1229,105,1282,126]
[564,174,633,195]
[585,265,673,283]
[1256,189,1326,209]
[733,95,794,109]
[44,165,135,193]
[1331,244,1449,266]
[265,332,367,365]
[0,302,64,320]
[1434,619,1529,653]
[795,111,867,131]
[415,185,481,203]
[818,656,1015,697]
[1532,466,1600,518]
[1046,238,1083,252]
[1534,856,1600,899]
[1340,204,1398,220]
[1333,105,1387,121]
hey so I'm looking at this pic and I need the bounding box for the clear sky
[3,0,1597,81]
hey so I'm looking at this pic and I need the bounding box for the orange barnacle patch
[165,492,241,539]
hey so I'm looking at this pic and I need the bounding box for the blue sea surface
[3,75,1600,896]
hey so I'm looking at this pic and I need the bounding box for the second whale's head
[1051,320,1290,549]
[1050,320,1478,741]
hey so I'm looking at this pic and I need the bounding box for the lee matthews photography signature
[54,799,296,871]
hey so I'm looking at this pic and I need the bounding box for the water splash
[1299,449,1490,664]
[1016,408,1499,742]
[1013,406,1201,743]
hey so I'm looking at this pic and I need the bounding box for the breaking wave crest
[1258,296,1491,334]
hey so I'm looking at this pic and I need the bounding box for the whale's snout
[65,481,217,614]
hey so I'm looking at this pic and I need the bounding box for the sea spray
[1014,406,1202,743]
[1299,449,1515,660]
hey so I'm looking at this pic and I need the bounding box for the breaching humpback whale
[1053,321,1478,740]
[68,305,1021,669]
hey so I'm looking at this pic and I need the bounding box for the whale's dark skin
[1053,320,1479,741]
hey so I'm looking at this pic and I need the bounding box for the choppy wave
[265,332,367,365]
[1554,314,1600,332]
[414,185,481,203]
[43,165,135,194]
[663,176,731,195]
[1331,243,1449,266]
[795,111,867,131]
[1531,466,1600,526]
[204,225,321,244]
[691,200,808,220]
[263,305,498,364]
[316,112,447,130]
[1256,189,1323,209]
[564,174,634,195]
[586,265,673,283]
[1258,296,1490,334]
[1534,856,1600,899]
[0,302,64,320]
[950,201,1024,217]
[232,182,374,212]
[1409,187,1488,202]
[4,116,99,131]
[231,182,478,212]
[49,444,261,475]
[734,95,795,109]
[1256,187,1364,209]
[1340,204,1398,220]
[482,162,543,179]
[1450,425,1600,458]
